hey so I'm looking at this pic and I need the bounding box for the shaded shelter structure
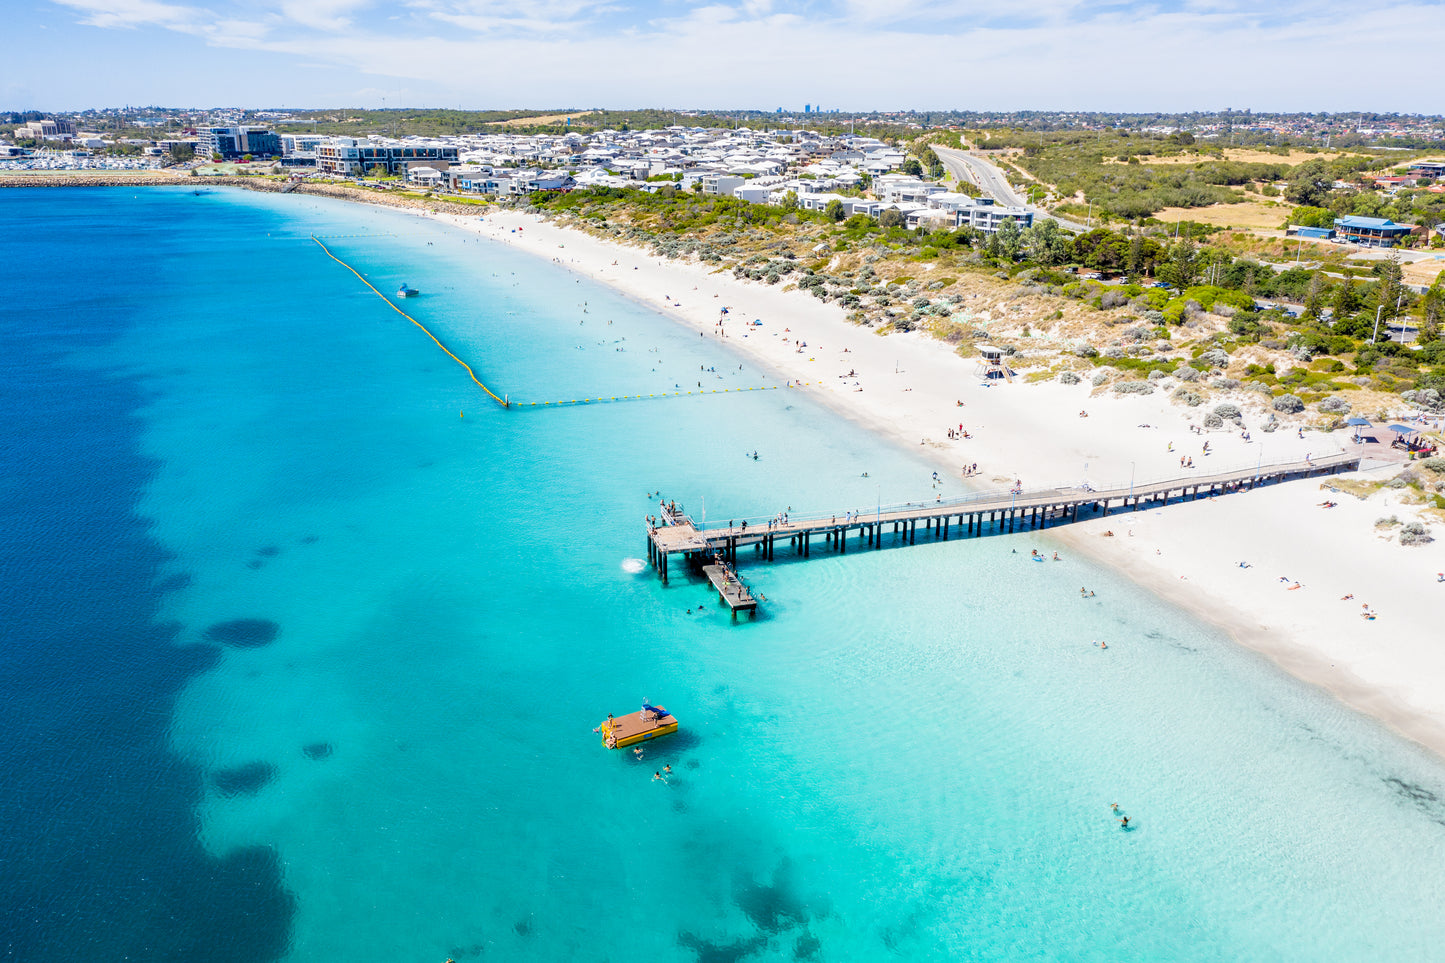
[974,344,1014,383]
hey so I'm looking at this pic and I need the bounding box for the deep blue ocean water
[5,186,1445,962]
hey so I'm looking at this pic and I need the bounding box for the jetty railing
[695,450,1358,531]
[645,450,1362,589]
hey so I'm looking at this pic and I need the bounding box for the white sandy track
[434,207,1445,756]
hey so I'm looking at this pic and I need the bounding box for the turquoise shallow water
[6,186,1445,961]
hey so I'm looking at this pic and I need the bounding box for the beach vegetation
[1092,356,1178,376]
[510,174,1445,411]
[1399,521,1434,545]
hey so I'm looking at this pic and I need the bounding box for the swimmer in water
[653,771,667,783]
[633,747,644,759]
[664,765,672,774]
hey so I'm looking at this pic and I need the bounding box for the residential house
[1334,215,1413,247]
[701,174,746,196]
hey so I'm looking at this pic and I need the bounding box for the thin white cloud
[36,0,1445,112]
[51,0,203,29]
[408,0,621,33]
[279,0,371,31]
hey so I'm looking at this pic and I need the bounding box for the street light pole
[1371,304,1383,344]
[1129,461,1135,499]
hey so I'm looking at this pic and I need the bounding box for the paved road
[934,145,1028,207]
[933,145,1090,234]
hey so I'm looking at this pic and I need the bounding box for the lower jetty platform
[701,557,758,618]
[645,452,1361,597]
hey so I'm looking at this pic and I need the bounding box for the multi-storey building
[315,137,459,176]
[196,126,280,159]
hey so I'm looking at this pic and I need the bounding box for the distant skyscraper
[804,105,811,114]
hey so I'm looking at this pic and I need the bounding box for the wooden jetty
[645,452,1361,592]
[701,559,758,618]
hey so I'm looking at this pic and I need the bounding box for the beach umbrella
[1345,417,1370,427]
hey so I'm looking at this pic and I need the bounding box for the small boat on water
[396,283,419,298]
[599,703,677,749]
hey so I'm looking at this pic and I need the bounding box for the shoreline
[17,175,1445,758]
[439,205,1445,762]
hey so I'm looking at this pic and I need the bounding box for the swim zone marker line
[314,235,818,410]
[312,235,511,408]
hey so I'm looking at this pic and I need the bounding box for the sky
[7,0,1445,113]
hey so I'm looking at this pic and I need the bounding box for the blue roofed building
[1333,215,1413,247]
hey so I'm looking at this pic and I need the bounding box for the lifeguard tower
[975,344,1014,382]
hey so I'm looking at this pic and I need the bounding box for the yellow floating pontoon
[600,705,678,749]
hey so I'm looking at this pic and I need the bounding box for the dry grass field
[1153,201,1287,230]
[490,112,595,128]
[1105,149,1351,166]
[1402,257,1445,287]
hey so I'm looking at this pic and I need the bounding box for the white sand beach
[439,206,1445,756]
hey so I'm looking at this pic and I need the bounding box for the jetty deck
[702,561,758,617]
[645,451,1361,591]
